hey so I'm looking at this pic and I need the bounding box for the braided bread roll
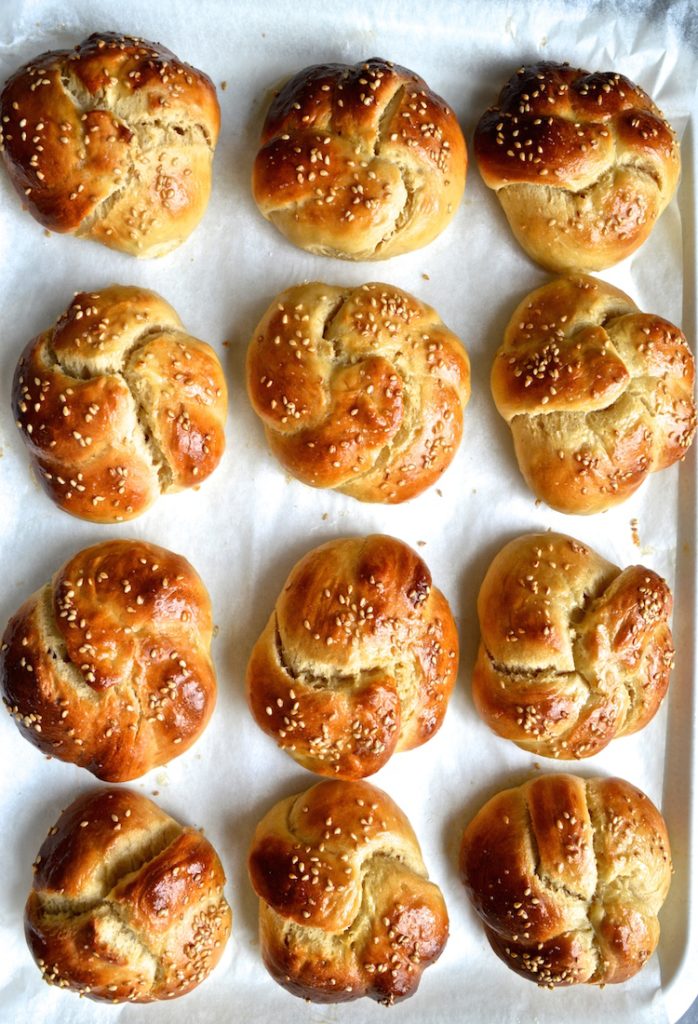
[1,540,217,781]
[249,779,448,1005]
[0,32,220,257]
[247,282,470,502]
[472,532,673,759]
[252,58,466,260]
[474,61,680,271]
[26,789,231,1002]
[460,774,671,986]
[247,535,459,778]
[492,275,696,513]
[12,285,227,523]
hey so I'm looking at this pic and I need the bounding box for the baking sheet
[1,1,697,1022]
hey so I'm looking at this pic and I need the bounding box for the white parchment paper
[0,2,697,1022]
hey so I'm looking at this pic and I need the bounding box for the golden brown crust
[247,535,458,779]
[12,285,227,523]
[25,788,231,1002]
[249,779,448,1004]
[473,532,673,759]
[459,774,671,986]
[474,61,680,271]
[247,282,470,502]
[491,275,696,513]
[1,539,217,781]
[252,58,466,259]
[0,32,220,257]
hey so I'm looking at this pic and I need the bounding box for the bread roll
[249,779,448,1004]
[460,773,671,986]
[252,58,466,259]
[473,532,673,758]
[0,32,220,257]
[1,539,216,781]
[12,285,227,523]
[474,61,680,272]
[491,275,696,513]
[247,534,458,779]
[247,282,470,502]
[25,788,231,1002]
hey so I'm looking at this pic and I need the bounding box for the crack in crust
[44,322,174,490]
[474,61,681,271]
[0,32,220,257]
[25,789,232,1003]
[247,535,459,779]
[0,539,217,782]
[58,67,215,149]
[249,779,448,1005]
[252,58,466,260]
[472,532,674,760]
[56,68,214,244]
[247,281,470,503]
[491,275,696,514]
[12,285,227,523]
[460,774,671,988]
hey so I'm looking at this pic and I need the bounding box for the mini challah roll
[253,58,466,259]
[249,779,448,1004]
[474,61,680,271]
[247,281,470,502]
[247,534,459,778]
[25,788,232,1001]
[0,32,220,257]
[13,285,227,523]
[460,773,671,986]
[491,275,695,513]
[1,539,217,781]
[472,532,673,759]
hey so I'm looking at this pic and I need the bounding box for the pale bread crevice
[273,613,422,733]
[45,322,194,491]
